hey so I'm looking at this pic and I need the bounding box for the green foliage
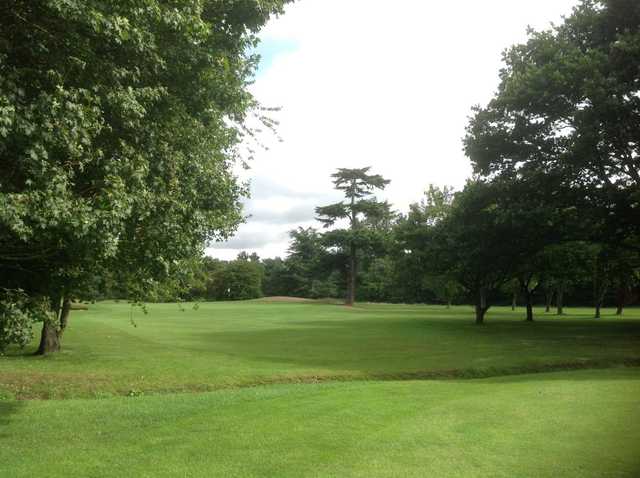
[316,167,393,304]
[394,185,457,304]
[207,257,264,301]
[422,275,462,307]
[0,289,49,352]
[358,257,396,302]
[0,0,291,350]
[427,182,513,312]
[309,272,340,299]
[465,0,640,245]
[285,227,329,297]
[262,257,291,297]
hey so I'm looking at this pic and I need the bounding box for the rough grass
[1,302,639,399]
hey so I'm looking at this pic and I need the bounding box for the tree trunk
[36,321,60,355]
[511,292,516,311]
[346,243,356,306]
[556,285,564,315]
[545,289,554,313]
[58,297,71,336]
[524,289,534,322]
[446,299,451,309]
[35,295,68,355]
[519,277,534,322]
[615,286,626,316]
[475,305,488,324]
[475,288,489,324]
[593,253,608,319]
[594,285,607,319]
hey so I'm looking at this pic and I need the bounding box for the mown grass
[1,369,639,477]
[1,302,639,399]
[1,302,639,477]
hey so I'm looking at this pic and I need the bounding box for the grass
[1,301,639,477]
[1,370,639,477]
[1,301,638,399]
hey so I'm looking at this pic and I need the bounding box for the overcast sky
[207,0,580,260]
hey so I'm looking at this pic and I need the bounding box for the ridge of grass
[2,356,639,400]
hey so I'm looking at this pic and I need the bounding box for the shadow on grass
[192,315,640,374]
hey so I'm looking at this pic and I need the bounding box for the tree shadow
[191,315,640,376]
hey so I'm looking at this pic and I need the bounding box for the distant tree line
[129,171,637,320]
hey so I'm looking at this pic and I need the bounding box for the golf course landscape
[2,1,640,476]
[1,301,639,477]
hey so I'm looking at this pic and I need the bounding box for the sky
[207,0,580,260]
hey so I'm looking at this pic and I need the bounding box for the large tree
[395,185,459,306]
[0,0,290,353]
[315,167,391,306]
[427,181,517,324]
[465,0,640,248]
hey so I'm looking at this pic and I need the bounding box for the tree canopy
[0,0,291,352]
[465,0,640,247]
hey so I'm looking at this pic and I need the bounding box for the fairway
[1,302,639,399]
[1,302,640,477]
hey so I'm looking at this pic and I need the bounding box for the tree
[590,244,640,317]
[0,1,291,353]
[537,242,595,315]
[0,289,49,353]
[495,175,572,322]
[465,0,640,249]
[427,181,513,324]
[316,168,391,306]
[610,248,640,315]
[422,275,461,309]
[359,257,396,303]
[262,257,290,297]
[285,227,327,297]
[208,258,263,301]
[395,185,459,305]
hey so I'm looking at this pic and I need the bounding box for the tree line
[141,172,637,325]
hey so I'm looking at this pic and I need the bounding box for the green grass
[1,302,639,477]
[1,369,639,477]
[1,302,638,399]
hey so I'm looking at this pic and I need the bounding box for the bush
[0,290,49,352]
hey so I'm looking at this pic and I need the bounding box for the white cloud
[207,0,580,260]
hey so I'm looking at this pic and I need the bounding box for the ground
[1,302,639,477]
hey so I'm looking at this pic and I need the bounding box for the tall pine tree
[316,168,391,306]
